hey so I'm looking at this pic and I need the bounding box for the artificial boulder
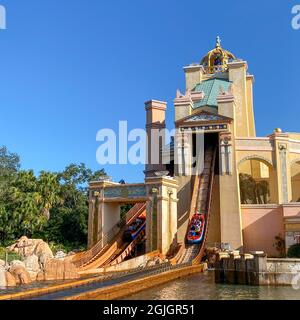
[0,267,6,287]
[0,267,17,287]
[9,264,32,285]
[10,260,25,268]
[5,271,16,287]
[7,236,79,283]
[8,236,54,268]
[23,254,40,281]
[54,251,67,260]
[40,258,79,281]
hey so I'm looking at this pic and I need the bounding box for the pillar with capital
[145,176,178,255]
[219,132,243,250]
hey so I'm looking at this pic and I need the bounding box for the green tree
[239,173,257,204]
[0,146,20,174]
[37,171,62,220]
[0,146,20,200]
[0,146,107,250]
[239,173,270,204]
[287,244,300,258]
[42,164,106,250]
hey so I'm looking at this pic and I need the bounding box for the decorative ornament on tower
[200,36,237,74]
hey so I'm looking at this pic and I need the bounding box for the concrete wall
[241,205,284,257]
[215,252,300,286]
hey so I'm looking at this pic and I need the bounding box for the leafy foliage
[287,244,300,258]
[273,234,286,258]
[239,173,270,204]
[0,147,106,251]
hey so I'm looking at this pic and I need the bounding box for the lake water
[123,271,300,300]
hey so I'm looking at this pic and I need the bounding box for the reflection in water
[123,271,300,300]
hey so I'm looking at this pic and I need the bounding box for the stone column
[87,197,95,249]
[270,130,291,204]
[145,176,178,255]
[145,100,167,178]
[215,252,230,283]
[236,253,254,285]
[174,131,184,176]
[219,133,243,250]
[246,252,267,286]
[279,144,289,204]
[182,129,193,176]
[96,196,103,244]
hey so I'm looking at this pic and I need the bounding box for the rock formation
[0,259,5,268]
[4,236,80,287]
[205,247,220,268]
[0,266,17,287]
[9,264,31,285]
[8,236,54,271]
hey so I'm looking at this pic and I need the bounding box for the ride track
[72,202,147,271]
[176,146,217,265]
[32,146,216,300]
[0,148,216,300]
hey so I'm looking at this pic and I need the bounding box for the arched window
[238,158,277,204]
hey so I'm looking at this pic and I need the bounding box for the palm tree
[37,171,62,220]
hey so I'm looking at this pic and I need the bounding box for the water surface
[123,271,300,300]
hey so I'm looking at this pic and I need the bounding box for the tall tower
[144,100,167,178]
[173,37,257,249]
[183,36,256,138]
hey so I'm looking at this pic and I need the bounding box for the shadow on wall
[176,176,193,242]
[242,207,284,257]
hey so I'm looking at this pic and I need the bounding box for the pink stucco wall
[282,205,300,218]
[241,205,284,257]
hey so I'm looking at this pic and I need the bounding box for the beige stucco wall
[102,203,120,235]
[206,175,221,244]
[228,62,249,137]
[175,175,192,243]
[184,65,204,91]
[241,205,284,257]
[246,75,256,137]
[291,161,300,202]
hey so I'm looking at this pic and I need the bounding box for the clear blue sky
[0,0,299,182]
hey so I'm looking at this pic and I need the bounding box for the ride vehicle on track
[123,214,146,242]
[186,213,205,244]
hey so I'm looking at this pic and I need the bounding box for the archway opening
[238,158,276,204]
[291,161,300,202]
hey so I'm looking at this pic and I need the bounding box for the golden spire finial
[216,36,221,48]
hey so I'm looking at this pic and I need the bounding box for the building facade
[88,38,300,257]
